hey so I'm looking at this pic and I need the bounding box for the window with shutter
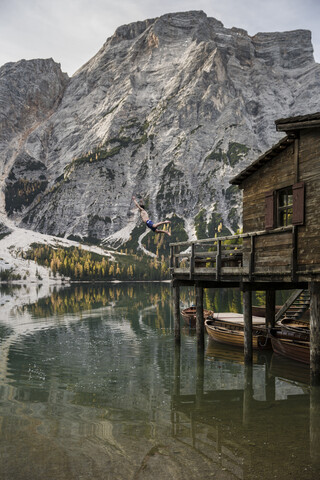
[277,187,293,227]
[265,191,275,229]
[292,182,305,225]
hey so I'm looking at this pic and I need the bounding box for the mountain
[1,10,320,254]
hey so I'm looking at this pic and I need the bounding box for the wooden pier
[170,112,320,384]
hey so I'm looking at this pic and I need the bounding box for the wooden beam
[275,289,304,322]
[276,119,320,131]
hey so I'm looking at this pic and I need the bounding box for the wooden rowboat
[270,332,310,364]
[181,307,214,328]
[278,318,310,340]
[205,318,271,350]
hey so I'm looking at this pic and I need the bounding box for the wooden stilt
[173,284,181,345]
[310,282,320,385]
[265,289,276,329]
[243,289,253,363]
[196,283,204,349]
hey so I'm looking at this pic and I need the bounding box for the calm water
[0,283,319,480]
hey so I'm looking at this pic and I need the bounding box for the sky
[1,0,319,76]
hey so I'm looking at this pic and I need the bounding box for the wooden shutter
[265,191,275,229]
[292,182,305,225]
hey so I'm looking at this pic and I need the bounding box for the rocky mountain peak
[0,11,320,253]
[0,58,69,142]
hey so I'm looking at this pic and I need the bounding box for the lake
[0,283,319,479]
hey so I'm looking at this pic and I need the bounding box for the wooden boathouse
[170,112,320,384]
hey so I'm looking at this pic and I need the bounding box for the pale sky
[1,0,319,76]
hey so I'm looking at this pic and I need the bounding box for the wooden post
[310,282,320,385]
[243,289,253,363]
[196,283,204,349]
[174,245,179,269]
[265,289,276,329]
[189,242,195,280]
[216,240,221,281]
[249,236,255,281]
[173,284,181,345]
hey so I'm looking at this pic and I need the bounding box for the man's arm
[132,196,142,211]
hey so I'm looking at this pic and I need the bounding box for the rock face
[1,11,320,246]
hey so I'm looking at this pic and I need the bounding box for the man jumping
[132,196,171,236]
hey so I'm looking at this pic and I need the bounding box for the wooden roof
[230,112,320,186]
[276,112,320,132]
[230,135,295,186]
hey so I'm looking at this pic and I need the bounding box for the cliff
[1,11,320,252]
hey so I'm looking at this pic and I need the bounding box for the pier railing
[170,225,296,282]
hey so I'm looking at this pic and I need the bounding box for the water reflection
[0,284,318,479]
[173,341,317,479]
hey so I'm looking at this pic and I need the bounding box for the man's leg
[153,220,171,228]
[155,229,171,236]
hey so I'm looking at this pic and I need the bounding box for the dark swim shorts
[146,220,157,232]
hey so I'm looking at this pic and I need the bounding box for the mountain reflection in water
[0,283,318,480]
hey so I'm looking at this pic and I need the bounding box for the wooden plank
[220,267,246,275]
[255,233,292,248]
[194,268,217,275]
[193,251,218,258]
[254,266,291,274]
[275,289,304,322]
[255,256,291,266]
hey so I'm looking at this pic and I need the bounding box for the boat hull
[205,319,271,350]
[181,307,213,328]
[271,336,310,364]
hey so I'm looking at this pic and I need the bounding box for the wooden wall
[241,143,295,233]
[297,129,320,270]
[240,128,320,274]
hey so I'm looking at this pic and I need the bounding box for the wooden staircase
[275,289,310,324]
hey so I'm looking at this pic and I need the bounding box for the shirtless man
[132,196,171,236]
